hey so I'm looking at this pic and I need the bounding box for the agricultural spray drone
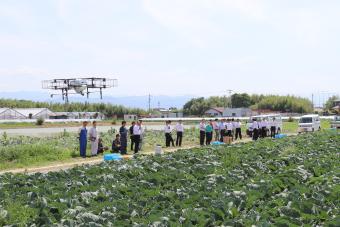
[42,77,118,103]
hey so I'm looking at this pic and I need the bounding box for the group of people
[248,118,279,141]
[78,117,280,157]
[78,120,145,158]
[163,120,184,147]
[198,118,243,145]
[78,121,107,158]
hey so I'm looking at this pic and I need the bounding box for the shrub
[36,118,44,126]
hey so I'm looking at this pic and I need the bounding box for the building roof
[206,107,225,113]
[0,108,9,114]
[13,108,55,117]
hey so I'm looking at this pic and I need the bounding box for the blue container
[104,153,123,161]
[275,134,287,139]
[211,141,225,145]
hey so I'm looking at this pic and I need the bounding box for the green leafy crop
[0,132,339,226]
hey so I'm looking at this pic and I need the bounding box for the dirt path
[0,145,200,175]
[0,137,258,175]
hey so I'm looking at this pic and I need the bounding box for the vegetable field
[0,131,339,226]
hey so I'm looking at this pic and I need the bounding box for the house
[72,112,104,119]
[0,108,26,120]
[205,107,252,118]
[152,108,184,118]
[223,108,252,117]
[124,114,138,121]
[334,100,340,106]
[205,108,225,117]
[13,108,56,119]
[52,112,79,119]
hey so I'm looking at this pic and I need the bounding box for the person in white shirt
[270,118,277,138]
[226,119,233,137]
[219,119,226,142]
[199,119,206,146]
[261,119,268,138]
[164,120,175,147]
[231,118,236,140]
[213,119,220,141]
[252,119,259,141]
[89,121,98,156]
[175,120,184,147]
[138,120,145,151]
[133,121,142,154]
[234,119,242,140]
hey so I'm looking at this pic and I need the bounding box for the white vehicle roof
[250,114,282,118]
[300,114,319,118]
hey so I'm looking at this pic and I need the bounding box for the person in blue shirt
[78,121,88,158]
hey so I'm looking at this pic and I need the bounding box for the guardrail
[140,116,335,122]
[0,119,103,123]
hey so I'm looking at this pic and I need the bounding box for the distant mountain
[0,91,192,109]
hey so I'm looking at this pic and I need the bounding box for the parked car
[298,114,321,133]
[330,115,340,129]
[246,114,283,136]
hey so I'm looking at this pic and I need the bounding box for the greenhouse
[0,108,26,120]
[13,108,56,119]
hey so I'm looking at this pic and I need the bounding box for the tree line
[183,93,313,116]
[0,99,147,118]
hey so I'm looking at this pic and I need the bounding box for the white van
[298,114,321,133]
[247,114,283,135]
[330,115,340,129]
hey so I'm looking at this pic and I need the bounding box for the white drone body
[69,80,87,95]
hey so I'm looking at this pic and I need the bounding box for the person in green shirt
[205,120,213,145]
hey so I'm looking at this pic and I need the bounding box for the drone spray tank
[69,80,87,96]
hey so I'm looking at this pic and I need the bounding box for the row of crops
[0,131,339,226]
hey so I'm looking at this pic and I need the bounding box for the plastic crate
[104,153,123,161]
[274,134,287,139]
[211,141,225,145]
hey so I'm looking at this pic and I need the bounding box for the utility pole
[148,94,151,113]
[311,93,314,109]
[226,89,233,108]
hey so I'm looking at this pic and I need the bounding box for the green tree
[325,95,339,110]
[231,93,251,108]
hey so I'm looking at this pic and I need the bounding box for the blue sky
[0,0,339,98]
